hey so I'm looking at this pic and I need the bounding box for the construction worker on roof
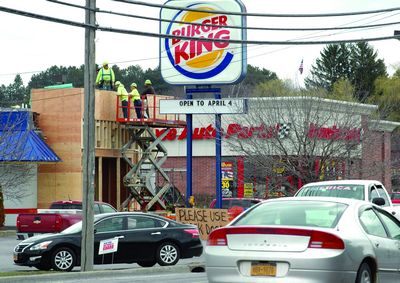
[96,61,115,90]
[141,79,155,118]
[115,81,130,119]
[130,83,142,119]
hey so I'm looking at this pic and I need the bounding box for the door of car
[93,215,127,264]
[359,207,400,281]
[121,215,168,262]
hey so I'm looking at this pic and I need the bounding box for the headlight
[30,241,53,251]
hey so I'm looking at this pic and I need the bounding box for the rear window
[50,203,82,210]
[233,201,347,228]
[296,184,364,200]
[219,199,260,209]
[391,193,400,200]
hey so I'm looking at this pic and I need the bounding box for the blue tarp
[0,111,61,162]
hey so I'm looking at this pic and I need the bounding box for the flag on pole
[298,59,304,75]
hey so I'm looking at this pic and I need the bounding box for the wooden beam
[117,157,121,211]
[98,157,103,202]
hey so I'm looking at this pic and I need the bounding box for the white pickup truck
[295,179,400,220]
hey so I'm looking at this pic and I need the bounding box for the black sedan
[13,212,203,271]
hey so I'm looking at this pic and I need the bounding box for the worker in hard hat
[130,82,142,119]
[141,79,155,118]
[115,81,130,119]
[96,61,115,90]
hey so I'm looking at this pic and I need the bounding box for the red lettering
[191,24,201,37]
[218,15,228,26]
[201,19,211,33]
[178,128,187,140]
[213,30,230,48]
[174,41,189,64]
[225,123,241,139]
[172,30,181,45]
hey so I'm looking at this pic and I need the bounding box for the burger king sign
[160,0,247,85]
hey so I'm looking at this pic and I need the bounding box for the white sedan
[205,197,400,283]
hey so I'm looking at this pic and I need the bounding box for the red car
[390,192,400,204]
[209,198,263,220]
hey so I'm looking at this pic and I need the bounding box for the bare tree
[222,96,387,196]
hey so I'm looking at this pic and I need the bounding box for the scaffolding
[116,95,185,211]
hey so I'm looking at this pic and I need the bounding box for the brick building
[157,97,400,201]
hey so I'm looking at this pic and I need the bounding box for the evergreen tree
[350,42,387,102]
[305,44,351,92]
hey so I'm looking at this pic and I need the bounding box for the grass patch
[0,271,59,277]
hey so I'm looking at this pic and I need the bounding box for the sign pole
[215,89,222,209]
[185,87,193,207]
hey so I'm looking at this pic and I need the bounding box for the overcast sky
[1,0,399,86]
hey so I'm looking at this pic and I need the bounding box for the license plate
[13,253,18,261]
[251,262,277,277]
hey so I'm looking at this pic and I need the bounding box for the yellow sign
[244,183,253,198]
[175,208,229,240]
[221,180,230,189]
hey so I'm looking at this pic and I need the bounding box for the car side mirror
[372,197,385,206]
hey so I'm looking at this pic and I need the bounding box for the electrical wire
[1,6,399,45]
[111,0,400,18]
[47,0,400,32]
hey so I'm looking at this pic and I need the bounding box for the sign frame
[160,0,247,85]
[159,98,247,114]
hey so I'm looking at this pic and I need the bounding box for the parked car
[14,212,203,271]
[205,197,400,282]
[209,198,263,220]
[390,192,400,204]
[16,200,117,240]
[294,179,400,220]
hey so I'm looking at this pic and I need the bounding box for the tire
[356,262,373,283]
[51,247,76,272]
[137,261,156,267]
[156,242,180,266]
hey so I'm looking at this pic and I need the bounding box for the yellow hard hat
[115,81,121,86]
[130,83,137,88]
[145,79,152,85]
[103,61,108,66]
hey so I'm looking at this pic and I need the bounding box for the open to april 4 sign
[160,98,247,114]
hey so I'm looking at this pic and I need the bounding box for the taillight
[308,230,345,249]
[184,229,200,238]
[207,227,228,246]
[16,215,21,230]
[54,215,63,232]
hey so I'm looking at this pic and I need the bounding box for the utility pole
[81,0,96,271]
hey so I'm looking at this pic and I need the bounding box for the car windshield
[233,200,348,228]
[296,184,365,200]
[61,215,104,234]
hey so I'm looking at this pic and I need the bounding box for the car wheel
[156,242,180,266]
[356,262,373,283]
[137,261,156,267]
[51,247,76,272]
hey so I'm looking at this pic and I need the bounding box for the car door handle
[151,232,161,235]
[115,236,125,239]
[375,242,380,248]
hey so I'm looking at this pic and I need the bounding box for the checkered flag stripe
[278,123,291,138]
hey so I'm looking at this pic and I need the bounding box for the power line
[48,0,400,32]
[112,0,400,18]
[1,6,399,45]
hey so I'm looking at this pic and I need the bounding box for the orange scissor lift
[116,95,186,211]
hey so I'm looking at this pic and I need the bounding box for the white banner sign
[160,99,247,114]
[98,237,119,255]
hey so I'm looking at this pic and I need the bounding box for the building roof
[0,110,61,162]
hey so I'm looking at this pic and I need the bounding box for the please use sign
[175,208,230,240]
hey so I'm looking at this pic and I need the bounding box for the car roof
[301,179,383,187]
[264,196,371,206]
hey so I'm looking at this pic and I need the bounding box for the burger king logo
[164,3,235,80]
